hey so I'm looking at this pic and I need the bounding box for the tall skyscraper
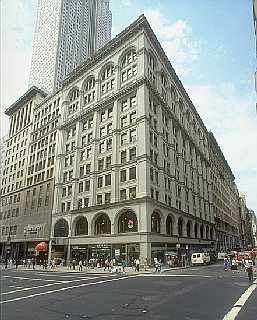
[29,0,112,93]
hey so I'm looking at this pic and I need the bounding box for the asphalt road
[1,264,256,320]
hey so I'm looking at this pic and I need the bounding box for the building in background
[29,0,112,93]
[253,0,257,101]
[0,87,56,260]
[249,210,257,248]
[0,135,8,180]
[208,132,241,251]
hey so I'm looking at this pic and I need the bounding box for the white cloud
[144,9,201,77]
[186,82,257,212]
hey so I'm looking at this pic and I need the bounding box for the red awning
[35,242,48,252]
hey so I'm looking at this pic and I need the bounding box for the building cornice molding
[5,86,48,116]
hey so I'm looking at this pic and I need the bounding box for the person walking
[78,260,83,271]
[135,258,140,272]
[245,259,254,283]
[32,257,36,270]
[72,259,76,270]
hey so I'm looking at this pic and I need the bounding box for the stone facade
[208,132,241,251]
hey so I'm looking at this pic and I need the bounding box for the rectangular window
[121,150,126,163]
[130,129,136,142]
[105,192,111,204]
[129,167,136,180]
[79,182,83,193]
[129,147,136,160]
[129,187,136,199]
[121,116,127,128]
[106,138,112,150]
[120,189,126,200]
[130,111,136,123]
[85,180,90,191]
[100,127,105,137]
[86,164,91,174]
[106,156,111,169]
[99,142,105,153]
[121,133,127,145]
[120,169,126,182]
[121,100,128,112]
[98,159,104,171]
[105,174,111,186]
[80,166,84,177]
[97,194,102,205]
[98,176,103,188]
[130,96,136,108]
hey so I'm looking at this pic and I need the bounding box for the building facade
[0,87,57,259]
[208,133,241,251]
[46,15,216,265]
[29,0,112,93]
[3,15,250,265]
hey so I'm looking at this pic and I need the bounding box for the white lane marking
[142,274,212,278]
[2,276,108,295]
[222,280,257,320]
[1,275,140,304]
[2,276,59,282]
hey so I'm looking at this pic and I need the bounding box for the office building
[29,0,112,93]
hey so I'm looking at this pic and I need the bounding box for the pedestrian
[158,259,162,273]
[144,258,148,271]
[121,259,126,273]
[79,260,83,271]
[154,258,159,272]
[224,257,229,271]
[135,258,140,272]
[231,258,238,273]
[72,259,76,270]
[104,258,109,271]
[32,257,36,270]
[27,258,32,269]
[15,259,19,269]
[244,259,254,283]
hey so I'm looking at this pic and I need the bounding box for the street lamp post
[24,229,27,261]
[5,228,11,269]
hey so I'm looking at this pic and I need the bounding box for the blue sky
[1,0,257,212]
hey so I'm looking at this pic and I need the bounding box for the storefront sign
[115,249,120,256]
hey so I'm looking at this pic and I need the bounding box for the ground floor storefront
[49,234,215,267]
[0,241,49,264]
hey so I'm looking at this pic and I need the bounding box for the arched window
[83,76,95,105]
[200,225,204,239]
[186,221,191,238]
[95,213,111,235]
[166,215,173,236]
[100,64,115,95]
[68,88,79,114]
[118,211,138,233]
[178,217,184,237]
[194,223,199,238]
[148,52,157,85]
[151,212,161,233]
[75,217,88,236]
[54,219,69,237]
[121,49,137,83]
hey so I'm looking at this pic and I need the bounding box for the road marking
[0,275,140,304]
[142,274,212,278]
[222,280,257,320]
[2,276,57,282]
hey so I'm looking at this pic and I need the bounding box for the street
[1,264,256,320]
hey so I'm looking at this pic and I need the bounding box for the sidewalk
[0,263,189,274]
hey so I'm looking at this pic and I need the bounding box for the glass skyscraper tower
[29,0,112,93]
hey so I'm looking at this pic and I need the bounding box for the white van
[191,253,210,265]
